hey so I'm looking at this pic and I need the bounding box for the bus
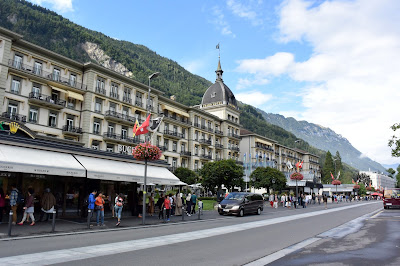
[383,188,400,209]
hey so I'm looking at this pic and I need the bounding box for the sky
[28,0,400,166]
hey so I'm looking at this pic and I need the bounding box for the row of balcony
[162,113,192,126]
[256,144,274,152]
[193,123,224,135]
[29,92,66,109]
[9,60,86,90]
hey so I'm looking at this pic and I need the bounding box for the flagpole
[141,72,159,225]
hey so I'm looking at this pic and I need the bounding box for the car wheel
[384,206,387,209]
[257,207,261,215]
[219,212,224,215]
[238,209,244,217]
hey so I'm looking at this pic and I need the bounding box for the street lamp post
[142,72,159,225]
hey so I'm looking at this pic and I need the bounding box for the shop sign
[118,144,135,154]
[0,121,20,134]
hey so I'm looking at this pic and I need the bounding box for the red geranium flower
[132,142,162,161]
[290,172,304,181]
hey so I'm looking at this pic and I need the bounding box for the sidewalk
[0,200,373,239]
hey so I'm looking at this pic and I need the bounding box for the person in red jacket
[162,194,171,221]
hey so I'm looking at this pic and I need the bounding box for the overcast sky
[29,0,400,165]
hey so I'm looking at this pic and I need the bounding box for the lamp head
[148,72,160,80]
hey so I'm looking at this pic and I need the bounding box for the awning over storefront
[74,155,143,183]
[74,155,181,185]
[0,144,86,177]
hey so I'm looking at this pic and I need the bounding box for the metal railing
[1,112,26,122]
[62,125,82,134]
[215,143,224,149]
[105,110,137,123]
[95,87,106,95]
[199,139,212,145]
[8,60,87,90]
[29,92,66,107]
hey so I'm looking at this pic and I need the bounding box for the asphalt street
[0,201,383,265]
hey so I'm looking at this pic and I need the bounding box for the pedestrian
[162,194,171,221]
[95,191,105,226]
[39,188,56,222]
[114,193,124,226]
[281,194,286,208]
[148,192,155,216]
[157,194,164,219]
[18,188,35,226]
[191,193,197,214]
[301,194,306,208]
[318,194,321,205]
[87,189,97,225]
[273,194,278,209]
[323,194,328,209]
[138,191,143,218]
[9,184,19,225]
[169,193,175,216]
[175,192,182,216]
[0,188,5,224]
[269,194,274,208]
[109,191,117,218]
[186,192,192,216]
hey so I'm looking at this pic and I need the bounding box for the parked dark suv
[218,192,264,217]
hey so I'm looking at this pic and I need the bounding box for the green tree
[250,167,287,192]
[396,165,400,188]
[322,151,335,184]
[358,183,367,196]
[174,167,198,185]
[389,123,400,157]
[200,159,244,192]
[334,151,343,175]
[387,168,395,178]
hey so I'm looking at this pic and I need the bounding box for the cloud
[236,77,269,90]
[182,59,206,75]
[30,0,74,13]
[236,91,273,107]
[210,6,236,37]
[236,0,400,165]
[226,0,263,26]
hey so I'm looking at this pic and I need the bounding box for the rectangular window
[122,107,129,117]
[164,156,169,163]
[121,128,128,139]
[53,68,61,82]
[34,61,42,75]
[173,141,177,152]
[182,128,186,138]
[172,158,177,168]
[95,98,102,113]
[11,78,20,94]
[110,83,119,98]
[164,123,169,131]
[70,74,77,87]
[92,141,99,150]
[164,139,169,150]
[48,112,57,127]
[194,161,198,170]
[195,146,198,156]
[13,54,23,69]
[108,123,115,134]
[67,98,76,109]
[29,107,38,123]
[32,84,41,97]
[173,125,177,134]
[181,143,185,152]
[109,102,116,113]
[195,131,198,141]
[123,88,131,102]
[66,116,74,128]
[8,102,18,115]
[106,144,114,153]
[93,120,101,134]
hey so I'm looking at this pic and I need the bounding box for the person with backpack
[18,188,35,226]
[87,189,97,225]
[9,184,20,225]
[39,188,56,222]
[114,193,124,226]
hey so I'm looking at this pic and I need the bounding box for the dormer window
[211,92,216,98]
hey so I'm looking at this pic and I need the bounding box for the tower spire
[216,43,223,80]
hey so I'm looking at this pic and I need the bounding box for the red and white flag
[331,172,335,180]
[135,114,151,136]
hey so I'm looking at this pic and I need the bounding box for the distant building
[359,171,396,190]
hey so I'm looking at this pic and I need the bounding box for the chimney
[170,95,176,101]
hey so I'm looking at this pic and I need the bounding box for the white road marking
[244,237,321,266]
[0,202,378,265]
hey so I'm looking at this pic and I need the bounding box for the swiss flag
[299,161,303,168]
[331,172,335,180]
[135,114,151,136]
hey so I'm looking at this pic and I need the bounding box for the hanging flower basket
[366,186,372,191]
[132,142,162,161]
[332,180,341,185]
[290,172,304,181]
[353,185,360,189]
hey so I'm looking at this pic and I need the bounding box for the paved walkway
[0,200,374,239]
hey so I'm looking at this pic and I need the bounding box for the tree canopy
[322,151,335,183]
[250,167,287,193]
[200,159,244,191]
[174,167,198,185]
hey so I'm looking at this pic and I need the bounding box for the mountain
[382,164,399,171]
[259,111,387,173]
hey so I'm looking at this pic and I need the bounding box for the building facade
[359,171,396,190]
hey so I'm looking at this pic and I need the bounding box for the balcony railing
[62,125,82,134]
[200,154,212,160]
[214,129,223,135]
[180,151,192,156]
[1,112,26,122]
[157,145,168,151]
[163,130,184,138]
[230,146,240,151]
[123,96,131,104]
[95,87,106,95]
[29,92,66,107]
[110,92,119,99]
[135,100,143,108]
[194,122,200,128]
[104,110,136,124]
[199,139,212,145]
[228,133,240,138]
[215,143,224,149]
[8,60,87,90]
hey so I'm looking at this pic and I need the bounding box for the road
[0,201,385,265]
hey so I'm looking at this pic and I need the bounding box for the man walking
[323,194,328,209]
[88,189,97,225]
[190,193,197,214]
[9,184,19,225]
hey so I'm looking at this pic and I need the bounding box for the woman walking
[186,193,192,216]
[148,192,155,216]
[163,194,171,221]
[175,192,182,216]
[114,193,124,226]
[95,192,105,226]
[18,188,35,226]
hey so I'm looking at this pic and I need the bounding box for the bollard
[163,208,167,223]
[182,206,185,221]
[8,211,13,237]
[87,209,91,229]
[51,210,56,233]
